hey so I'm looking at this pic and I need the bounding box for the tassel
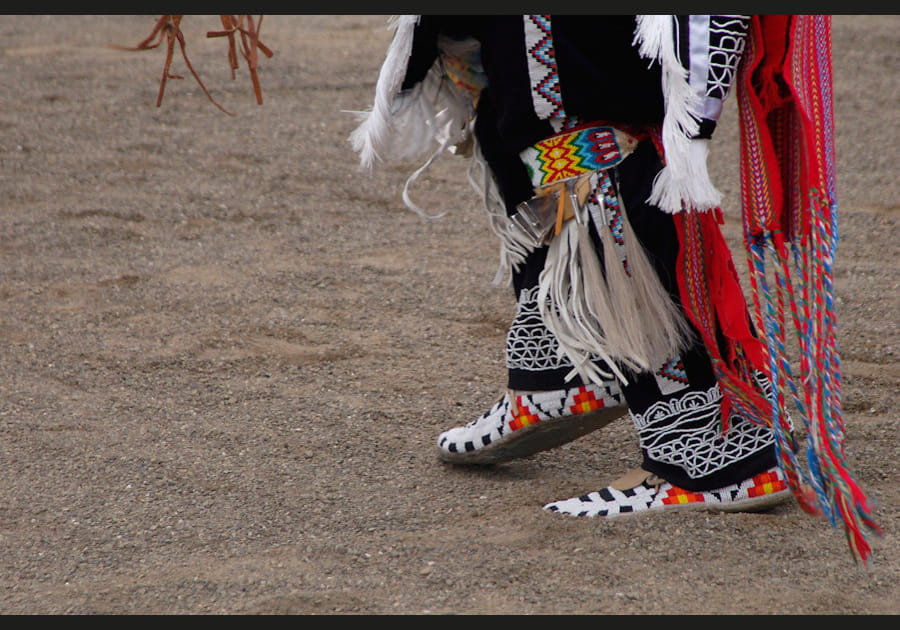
[647,138,723,213]
[589,177,692,373]
[591,196,653,372]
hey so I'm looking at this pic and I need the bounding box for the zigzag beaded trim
[519,125,640,188]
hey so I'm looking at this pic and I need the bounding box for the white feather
[347,15,421,171]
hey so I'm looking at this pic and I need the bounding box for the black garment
[405,15,666,212]
[399,15,776,491]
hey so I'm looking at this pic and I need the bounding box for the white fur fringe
[634,15,722,213]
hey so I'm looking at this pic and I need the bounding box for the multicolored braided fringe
[734,15,880,564]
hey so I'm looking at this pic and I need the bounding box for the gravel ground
[0,15,897,614]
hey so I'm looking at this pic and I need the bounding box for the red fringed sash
[675,15,880,564]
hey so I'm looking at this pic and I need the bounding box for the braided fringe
[746,219,881,564]
[744,236,818,512]
[736,15,880,564]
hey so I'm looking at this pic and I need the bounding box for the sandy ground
[0,15,897,615]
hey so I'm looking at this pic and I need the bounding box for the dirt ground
[0,15,897,615]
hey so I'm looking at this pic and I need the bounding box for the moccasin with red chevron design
[544,466,791,517]
[437,384,626,465]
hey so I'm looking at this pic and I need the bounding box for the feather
[347,15,420,171]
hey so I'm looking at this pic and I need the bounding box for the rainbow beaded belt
[520,125,639,188]
[511,125,639,247]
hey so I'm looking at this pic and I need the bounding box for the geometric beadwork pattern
[543,466,789,518]
[629,383,775,479]
[437,384,624,455]
[654,357,690,396]
[506,285,572,373]
[522,16,583,134]
[521,126,628,186]
[510,384,617,431]
[525,14,564,121]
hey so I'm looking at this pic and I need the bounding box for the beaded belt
[511,125,639,246]
[519,125,639,188]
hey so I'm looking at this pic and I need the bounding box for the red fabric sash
[676,15,880,564]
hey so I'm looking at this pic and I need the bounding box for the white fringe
[613,204,694,367]
[536,175,694,388]
[634,15,722,213]
[466,143,531,287]
[593,204,655,373]
[539,219,628,385]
